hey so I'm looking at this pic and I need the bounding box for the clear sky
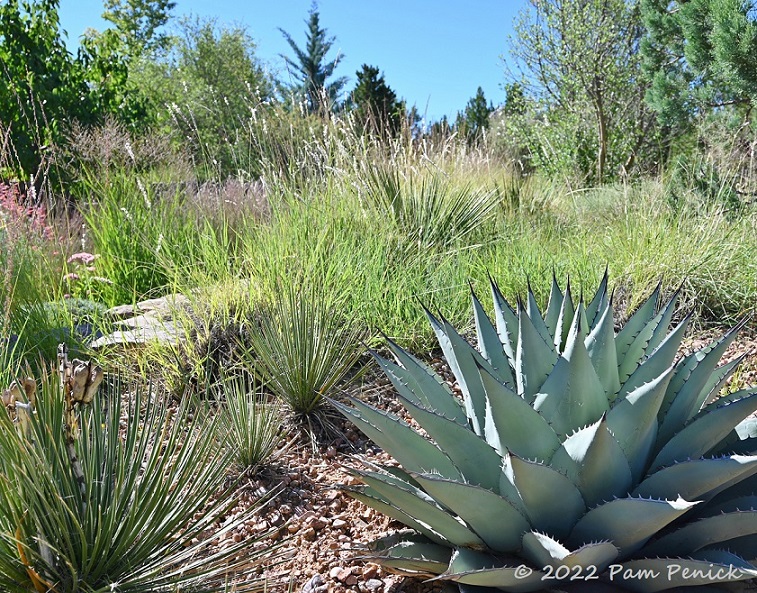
[57,0,527,124]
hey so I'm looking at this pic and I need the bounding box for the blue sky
[57,0,527,123]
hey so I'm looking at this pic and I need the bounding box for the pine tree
[349,64,403,135]
[456,87,493,143]
[279,3,347,113]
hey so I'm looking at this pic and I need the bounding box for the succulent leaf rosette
[335,273,757,592]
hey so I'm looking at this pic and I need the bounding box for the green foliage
[506,0,657,183]
[216,377,285,473]
[0,369,271,592]
[349,64,404,136]
[336,274,757,591]
[278,3,348,113]
[132,15,274,178]
[455,86,493,144]
[641,0,757,133]
[101,0,175,54]
[240,280,368,417]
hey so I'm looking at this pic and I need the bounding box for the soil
[213,329,757,593]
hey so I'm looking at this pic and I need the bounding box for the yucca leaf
[606,366,674,482]
[658,319,747,444]
[490,276,518,366]
[365,535,452,575]
[543,274,564,339]
[585,268,609,327]
[643,510,757,556]
[411,473,530,553]
[352,469,485,549]
[567,496,698,556]
[616,314,690,403]
[516,299,558,404]
[331,397,463,481]
[651,392,757,471]
[472,288,515,388]
[533,310,608,437]
[634,454,757,504]
[436,548,548,591]
[615,282,660,364]
[585,298,620,398]
[550,415,633,507]
[521,531,618,572]
[373,343,467,425]
[397,396,502,491]
[478,360,562,461]
[502,454,586,540]
[617,551,757,592]
[425,307,489,435]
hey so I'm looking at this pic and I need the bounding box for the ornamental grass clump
[0,344,275,593]
[335,272,757,592]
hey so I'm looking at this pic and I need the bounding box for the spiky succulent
[334,273,757,592]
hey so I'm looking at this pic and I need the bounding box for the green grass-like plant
[216,376,285,473]
[242,282,368,417]
[0,368,274,592]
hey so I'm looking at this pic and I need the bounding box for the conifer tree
[279,3,347,113]
[349,64,403,135]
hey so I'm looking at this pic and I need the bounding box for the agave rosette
[334,273,757,592]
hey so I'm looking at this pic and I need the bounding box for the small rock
[301,526,317,541]
[364,579,383,592]
[330,566,353,582]
[362,564,379,579]
[302,574,326,593]
[332,518,348,530]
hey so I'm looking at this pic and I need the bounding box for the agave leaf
[472,289,515,388]
[585,268,609,327]
[435,548,547,591]
[371,350,467,427]
[634,455,757,503]
[617,550,757,592]
[526,284,555,349]
[550,415,633,507]
[642,510,757,557]
[543,274,564,339]
[365,534,451,575]
[606,366,674,482]
[699,495,757,517]
[703,535,757,563]
[352,469,485,549]
[411,473,530,553]
[711,412,757,456]
[659,319,746,425]
[585,298,620,398]
[343,486,447,545]
[521,531,618,572]
[478,360,562,461]
[615,283,660,368]
[381,337,468,425]
[516,299,558,404]
[555,279,576,352]
[702,354,749,407]
[567,496,699,556]
[425,307,490,435]
[658,319,748,444]
[616,315,690,403]
[533,311,608,437]
[398,396,502,492]
[651,392,757,471]
[617,296,670,386]
[490,276,519,366]
[502,453,586,540]
[330,397,463,481]
[645,286,681,354]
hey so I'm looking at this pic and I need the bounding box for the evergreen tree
[641,0,757,132]
[456,86,493,143]
[349,64,403,135]
[278,3,347,113]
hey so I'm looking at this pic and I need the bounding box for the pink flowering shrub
[63,251,113,301]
